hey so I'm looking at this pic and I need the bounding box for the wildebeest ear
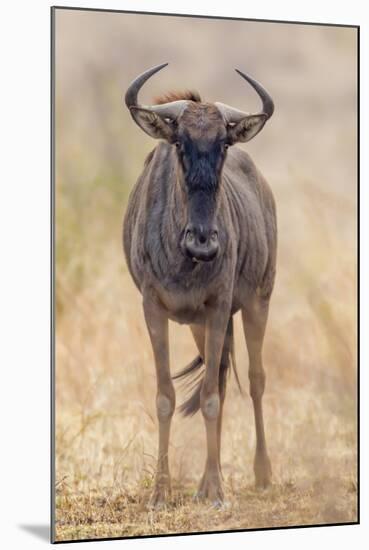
[227,114,268,144]
[129,107,174,141]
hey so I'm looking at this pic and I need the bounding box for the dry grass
[56,482,357,541]
[54,186,357,540]
[54,11,357,542]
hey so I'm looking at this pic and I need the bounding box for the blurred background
[54,9,357,541]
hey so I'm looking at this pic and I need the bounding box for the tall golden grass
[54,10,357,541]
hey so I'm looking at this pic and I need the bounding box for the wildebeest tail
[172,355,204,416]
[172,316,243,417]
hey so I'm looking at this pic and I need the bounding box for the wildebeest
[123,63,277,508]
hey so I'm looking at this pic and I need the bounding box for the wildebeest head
[125,63,274,262]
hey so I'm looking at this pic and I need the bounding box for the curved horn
[214,102,250,124]
[236,69,274,118]
[125,62,168,109]
[215,69,274,124]
[125,63,189,120]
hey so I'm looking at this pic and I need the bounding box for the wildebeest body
[123,143,276,324]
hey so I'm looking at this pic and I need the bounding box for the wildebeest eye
[224,143,229,150]
[175,141,181,149]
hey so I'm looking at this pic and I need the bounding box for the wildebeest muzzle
[183,222,219,262]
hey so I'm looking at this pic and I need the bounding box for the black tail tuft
[172,317,242,417]
[172,355,204,417]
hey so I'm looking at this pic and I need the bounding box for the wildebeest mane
[153,90,201,104]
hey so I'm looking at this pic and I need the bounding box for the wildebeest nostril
[198,234,207,245]
[186,229,194,243]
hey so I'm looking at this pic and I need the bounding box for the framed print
[51,6,359,543]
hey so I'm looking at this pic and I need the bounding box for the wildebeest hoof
[212,499,230,510]
[148,486,170,510]
[195,470,224,504]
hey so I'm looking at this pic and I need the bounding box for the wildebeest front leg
[190,323,227,468]
[143,294,175,509]
[197,305,229,505]
[242,295,272,488]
